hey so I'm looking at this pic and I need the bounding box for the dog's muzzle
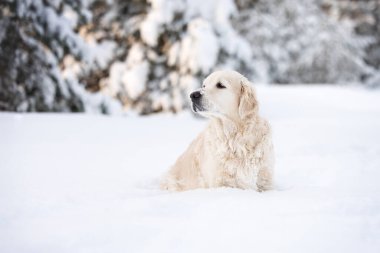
[190,91,204,112]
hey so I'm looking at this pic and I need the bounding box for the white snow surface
[1,85,380,253]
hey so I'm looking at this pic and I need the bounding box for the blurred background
[1,2,380,251]
[0,0,379,115]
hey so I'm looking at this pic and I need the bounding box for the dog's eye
[216,82,226,89]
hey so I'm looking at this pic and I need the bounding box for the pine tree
[235,0,373,84]
[83,0,253,114]
[0,0,120,113]
[2,0,378,114]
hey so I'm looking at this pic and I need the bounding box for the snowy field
[1,85,380,253]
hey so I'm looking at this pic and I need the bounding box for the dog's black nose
[190,91,201,100]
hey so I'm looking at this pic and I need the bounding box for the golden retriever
[160,70,274,191]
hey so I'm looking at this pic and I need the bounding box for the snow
[107,61,125,96]
[42,2,89,59]
[92,0,257,113]
[107,43,149,101]
[87,40,116,70]
[179,18,219,74]
[176,0,252,74]
[238,0,374,84]
[66,78,123,115]
[1,85,380,253]
[140,0,184,47]
[122,61,149,100]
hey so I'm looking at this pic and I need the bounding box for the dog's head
[190,70,258,121]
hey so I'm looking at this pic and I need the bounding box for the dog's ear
[238,79,258,120]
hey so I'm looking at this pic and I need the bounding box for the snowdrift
[1,85,380,253]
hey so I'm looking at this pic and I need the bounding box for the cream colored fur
[160,70,274,191]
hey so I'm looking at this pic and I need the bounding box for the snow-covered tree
[235,0,374,84]
[1,0,379,114]
[0,0,120,113]
[320,0,380,87]
[85,0,252,114]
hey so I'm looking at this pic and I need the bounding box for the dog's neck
[210,115,259,139]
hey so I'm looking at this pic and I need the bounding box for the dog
[160,70,274,191]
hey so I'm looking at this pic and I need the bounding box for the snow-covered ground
[1,85,380,253]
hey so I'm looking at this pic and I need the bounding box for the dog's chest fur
[202,119,264,189]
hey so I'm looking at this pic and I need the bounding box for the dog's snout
[190,91,201,100]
